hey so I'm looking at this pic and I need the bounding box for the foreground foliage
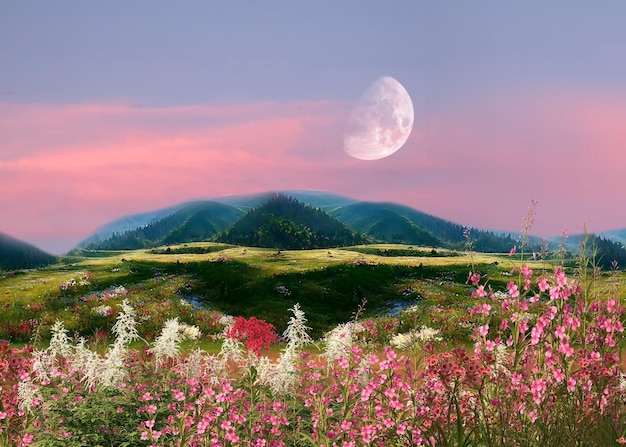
[1,244,625,447]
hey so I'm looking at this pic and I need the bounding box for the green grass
[1,242,623,345]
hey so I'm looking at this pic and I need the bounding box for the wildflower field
[0,237,625,446]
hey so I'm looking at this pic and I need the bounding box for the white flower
[494,343,508,371]
[282,303,313,349]
[275,285,291,296]
[390,326,442,350]
[48,321,73,358]
[179,348,207,379]
[219,335,245,363]
[32,321,73,382]
[218,315,235,327]
[182,323,201,340]
[17,380,41,413]
[72,338,103,389]
[323,322,362,362]
[112,299,140,346]
[150,318,202,365]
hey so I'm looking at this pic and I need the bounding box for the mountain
[76,190,534,253]
[549,232,626,270]
[329,201,518,252]
[81,201,244,250]
[331,206,441,246]
[599,229,626,247]
[78,191,357,246]
[0,231,56,270]
[217,193,366,249]
[78,204,187,247]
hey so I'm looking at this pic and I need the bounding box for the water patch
[179,294,206,310]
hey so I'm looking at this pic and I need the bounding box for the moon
[343,75,414,160]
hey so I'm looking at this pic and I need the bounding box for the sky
[2,1,626,254]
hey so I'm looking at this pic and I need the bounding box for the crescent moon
[343,75,414,160]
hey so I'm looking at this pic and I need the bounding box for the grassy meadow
[1,242,528,343]
[1,242,625,446]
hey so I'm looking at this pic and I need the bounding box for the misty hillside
[217,193,367,249]
[599,229,626,247]
[82,201,244,250]
[331,206,441,246]
[329,201,519,253]
[74,190,626,259]
[550,232,626,270]
[0,232,56,270]
[77,191,357,246]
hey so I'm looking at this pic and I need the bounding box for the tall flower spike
[283,303,313,349]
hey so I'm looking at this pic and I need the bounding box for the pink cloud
[3,89,626,254]
[402,90,626,236]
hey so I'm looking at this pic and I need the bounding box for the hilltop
[0,231,56,270]
[217,193,366,249]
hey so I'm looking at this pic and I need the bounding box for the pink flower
[468,271,481,286]
[607,298,618,313]
[361,424,377,443]
[531,378,546,404]
[506,281,519,299]
[554,325,567,340]
[509,245,517,256]
[553,368,565,383]
[554,267,567,287]
[472,285,487,299]
[558,341,574,358]
[530,326,542,345]
[337,356,349,369]
[480,303,491,316]
[477,324,489,337]
[537,276,549,292]
[172,389,185,401]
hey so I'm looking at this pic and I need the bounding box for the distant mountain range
[0,232,57,270]
[78,190,524,254]
[3,190,626,270]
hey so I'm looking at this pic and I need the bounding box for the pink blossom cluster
[0,263,624,446]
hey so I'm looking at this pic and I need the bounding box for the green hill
[217,193,367,249]
[344,208,441,246]
[75,191,531,253]
[0,231,56,270]
[553,232,626,270]
[83,201,244,250]
[599,229,626,247]
[329,201,518,252]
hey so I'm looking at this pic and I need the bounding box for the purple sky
[2,2,626,254]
